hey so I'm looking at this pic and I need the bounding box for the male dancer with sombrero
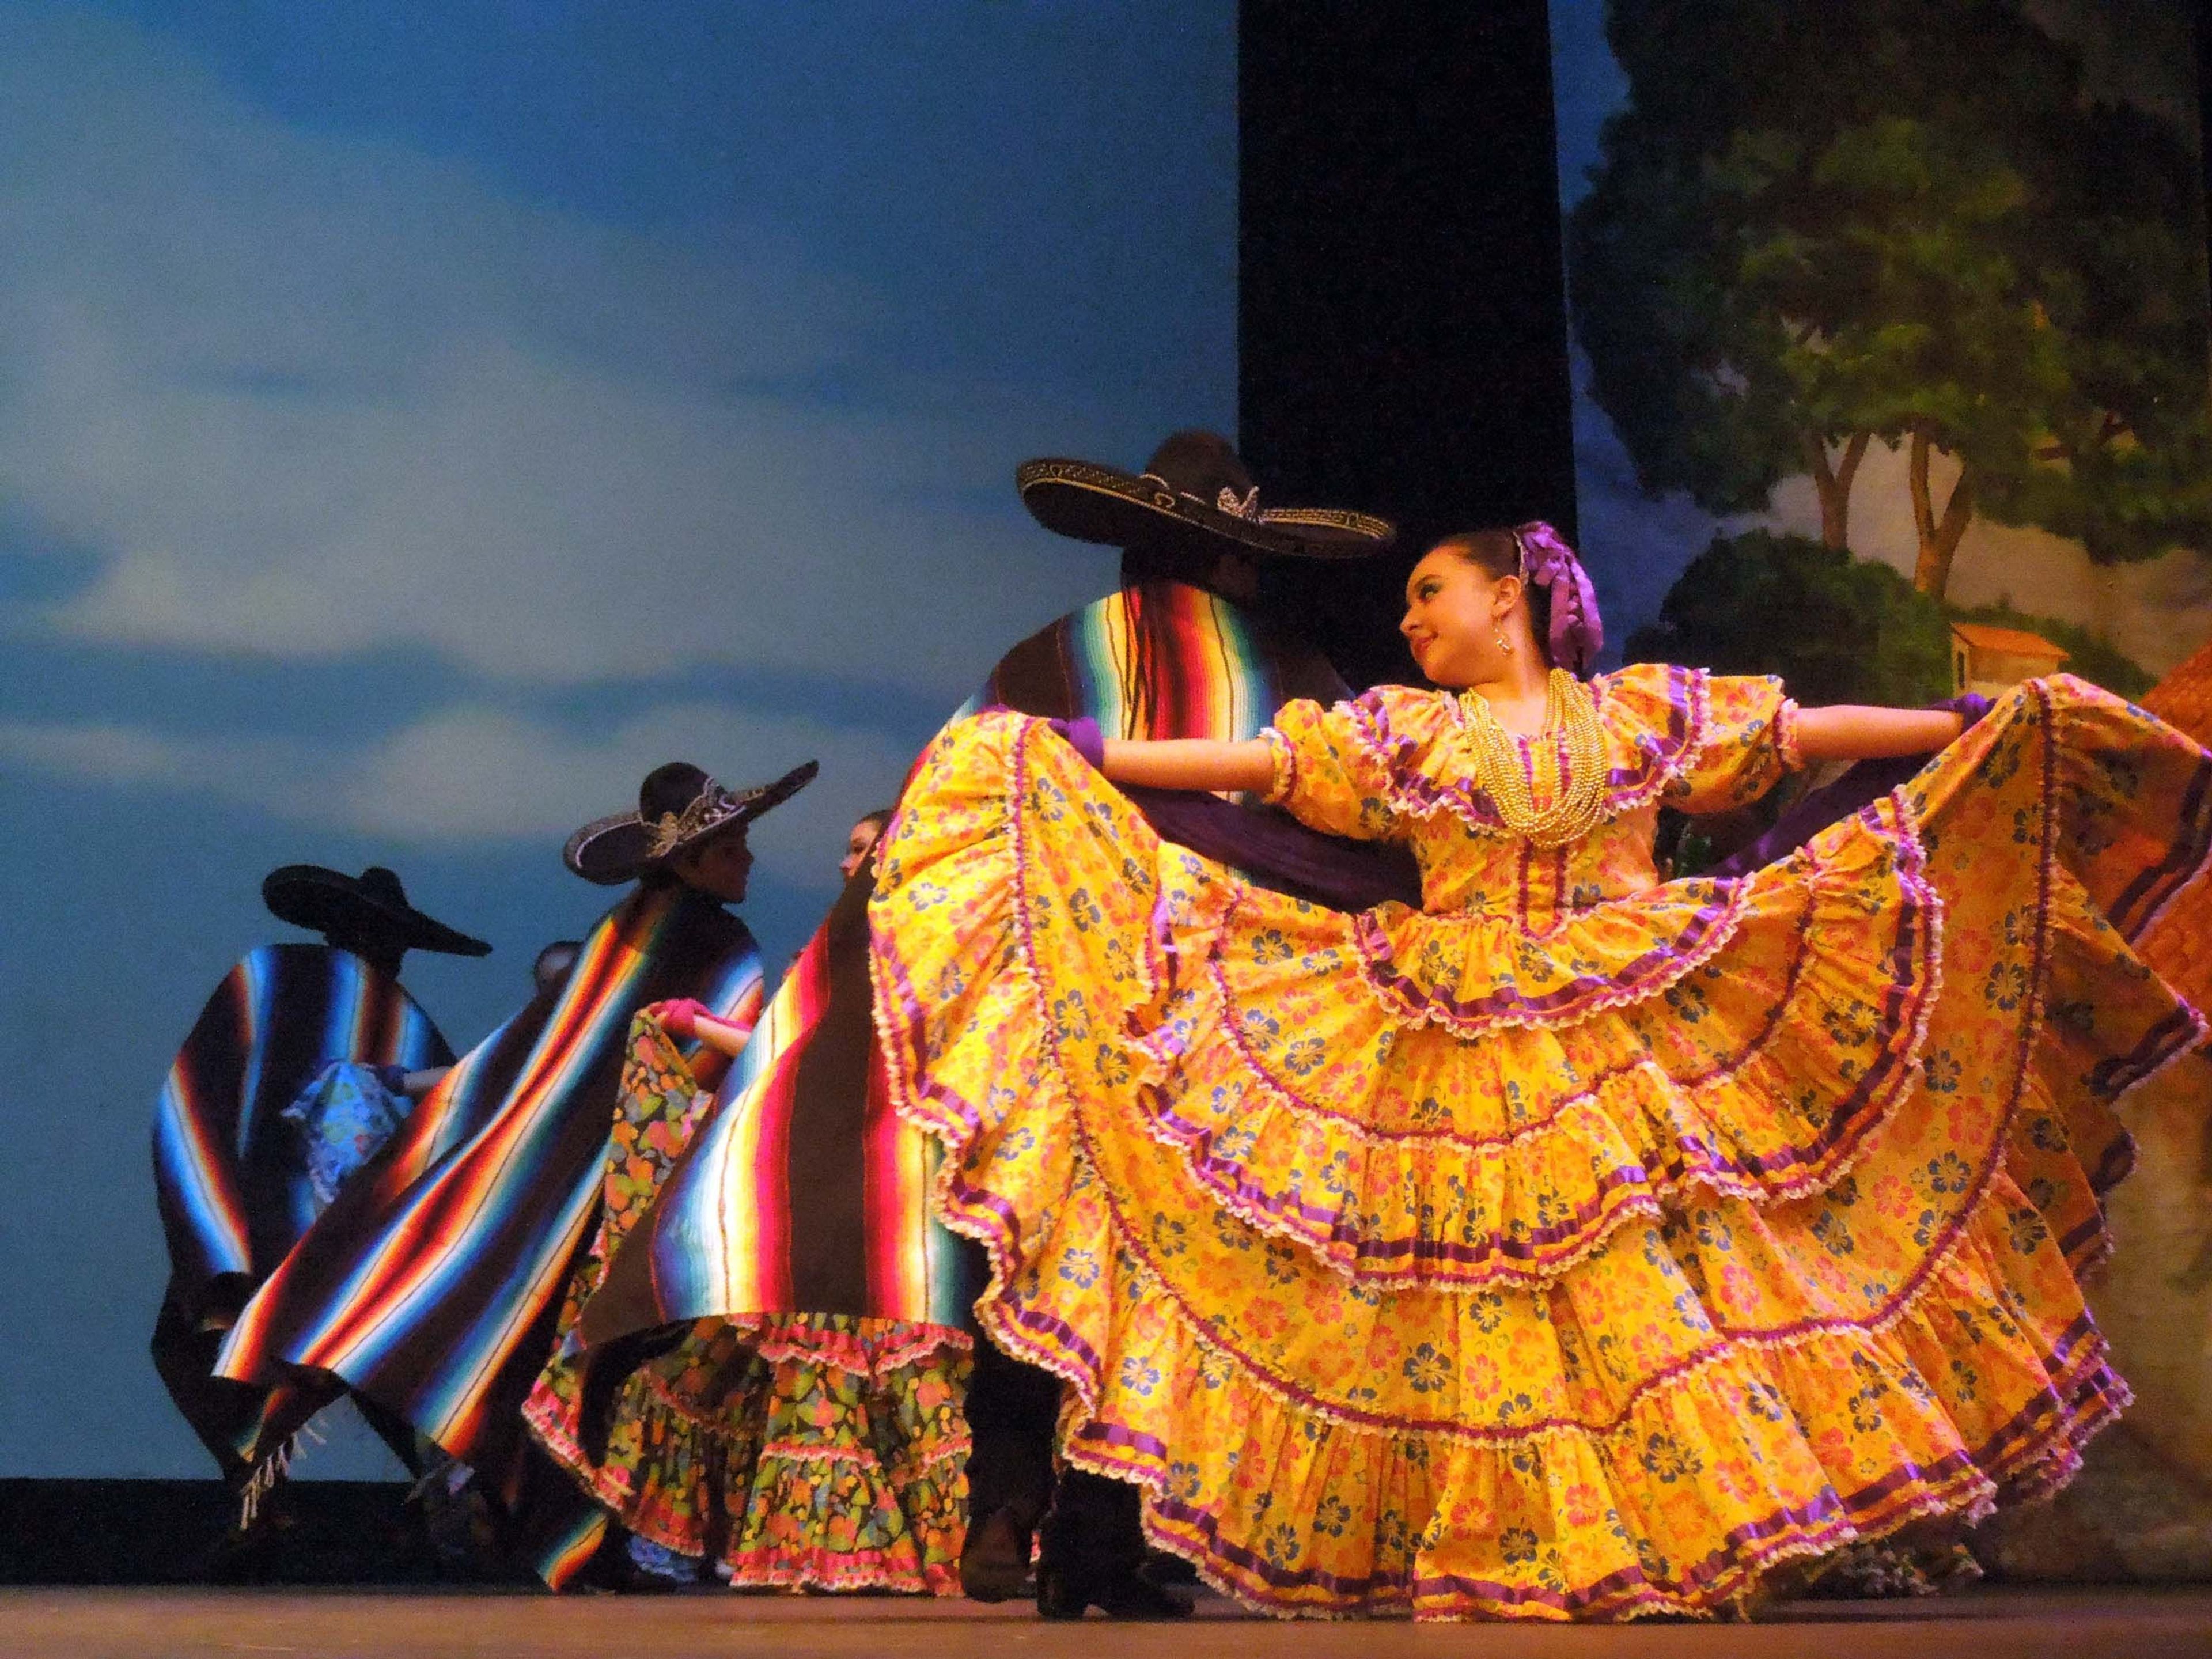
[152,866,488,1529]
[211,761,810,1586]
[571,433,1414,1615]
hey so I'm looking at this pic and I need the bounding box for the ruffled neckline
[1344,663,1711,835]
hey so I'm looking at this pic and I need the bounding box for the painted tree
[1569,0,2211,598]
[1626,529,2150,706]
[1996,96,2212,571]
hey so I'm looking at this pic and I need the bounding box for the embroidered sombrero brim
[1017,457,1395,561]
[262,867,493,957]
[563,760,819,887]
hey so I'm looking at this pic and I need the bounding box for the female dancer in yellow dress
[868,523,2211,1620]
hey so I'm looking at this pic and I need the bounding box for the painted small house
[1950,622,2069,698]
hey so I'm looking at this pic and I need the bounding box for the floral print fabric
[523,1013,970,1593]
[870,673,2211,1619]
[282,1060,412,1214]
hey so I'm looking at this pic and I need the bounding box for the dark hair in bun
[1433,529,1555,668]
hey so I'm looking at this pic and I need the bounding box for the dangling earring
[1495,626,1513,653]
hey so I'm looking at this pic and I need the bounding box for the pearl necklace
[1454,669,1610,847]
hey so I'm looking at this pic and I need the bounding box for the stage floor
[3,1586,2211,1658]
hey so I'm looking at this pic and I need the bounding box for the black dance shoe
[959,1501,1039,1603]
[1141,1548,1199,1587]
[1035,1559,1194,1621]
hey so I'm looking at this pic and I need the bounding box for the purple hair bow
[1514,521,1603,675]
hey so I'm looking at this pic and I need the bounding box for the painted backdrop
[1552,0,2212,1577]
[0,0,1235,1478]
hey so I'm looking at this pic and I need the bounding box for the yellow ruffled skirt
[869,677,2211,1620]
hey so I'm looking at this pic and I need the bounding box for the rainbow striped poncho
[151,944,451,1476]
[214,885,763,1491]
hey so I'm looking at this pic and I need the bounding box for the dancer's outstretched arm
[1081,702,1973,792]
[1793,704,1969,764]
[1099,736,1276,794]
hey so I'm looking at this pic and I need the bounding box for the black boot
[1033,1472,1191,1621]
[1035,1558,1193,1620]
[960,1499,1041,1603]
[959,1319,1059,1603]
[202,1488,296,1586]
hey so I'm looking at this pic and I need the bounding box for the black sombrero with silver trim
[1017,430,1394,561]
[262,865,493,957]
[563,759,819,887]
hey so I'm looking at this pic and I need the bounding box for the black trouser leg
[150,1301,257,1488]
[956,1241,1178,1616]
[962,1330,1059,1527]
[1041,1469,1145,1581]
[955,1237,1059,1600]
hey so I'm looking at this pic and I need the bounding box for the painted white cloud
[0,701,918,884]
[0,5,1122,695]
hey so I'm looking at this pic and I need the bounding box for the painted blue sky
[0,0,1234,1477]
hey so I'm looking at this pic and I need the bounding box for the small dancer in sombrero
[152,863,488,1540]
[514,762,930,1593]
[870,521,2212,1620]
[214,760,809,1589]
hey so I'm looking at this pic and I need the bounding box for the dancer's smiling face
[1400,543,1526,689]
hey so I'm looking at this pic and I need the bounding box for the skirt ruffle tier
[524,1311,969,1594]
[869,677,2211,1620]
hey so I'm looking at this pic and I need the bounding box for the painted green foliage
[1627,531,1953,706]
[1627,531,2152,706]
[1570,0,2212,599]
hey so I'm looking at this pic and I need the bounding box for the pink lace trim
[1775,699,1806,772]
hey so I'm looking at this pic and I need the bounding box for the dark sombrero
[563,759,819,888]
[262,865,493,957]
[1017,430,1395,561]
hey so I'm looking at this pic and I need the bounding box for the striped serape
[579,581,1354,1349]
[214,886,762,1495]
[152,944,450,1478]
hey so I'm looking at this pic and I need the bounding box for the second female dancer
[869,524,2211,1620]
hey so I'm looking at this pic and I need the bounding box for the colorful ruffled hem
[892,980,2145,1617]
[517,1012,972,1596]
[1091,1248,2130,1618]
[525,1311,971,1596]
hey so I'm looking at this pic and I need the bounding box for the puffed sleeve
[1662,671,1802,814]
[1259,696,1402,840]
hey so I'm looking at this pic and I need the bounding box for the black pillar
[1240,0,1577,687]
